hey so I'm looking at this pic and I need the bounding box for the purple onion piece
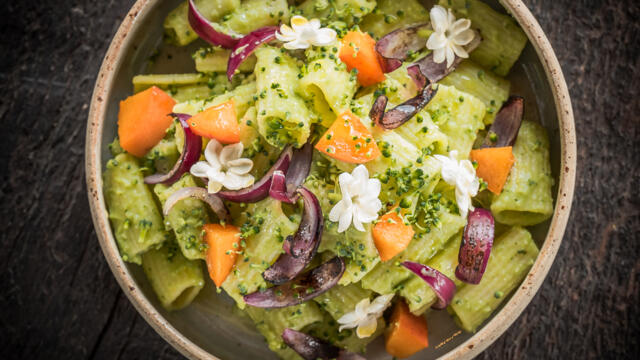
[227,26,277,81]
[269,170,295,204]
[244,257,345,308]
[368,95,388,126]
[268,141,313,204]
[162,186,231,224]
[455,208,495,285]
[285,187,323,258]
[188,0,239,49]
[217,146,293,203]
[411,31,482,85]
[375,23,432,73]
[263,187,323,284]
[282,329,365,360]
[376,83,438,130]
[407,64,427,90]
[144,114,202,185]
[482,96,524,148]
[262,250,306,286]
[286,141,313,193]
[402,261,456,309]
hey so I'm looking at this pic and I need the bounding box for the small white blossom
[275,15,337,50]
[337,294,394,338]
[426,5,476,68]
[433,150,479,217]
[329,165,382,233]
[190,139,254,193]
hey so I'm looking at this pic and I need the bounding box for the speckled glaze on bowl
[85,1,576,359]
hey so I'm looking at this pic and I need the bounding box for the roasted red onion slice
[188,0,239,49]
[407,64,427,90]
[411,31,481,85]
[402,261,456,309]
[262,251,306,286]
[263,187,323,284]
[375,83,438,130]
[455,208,495,284]
[482,96,524,148]
[244,257,345,308]
[144,114,201,185]
[282,329,366,360]
[368,95,388,126]
[227,27,277,80]
[268,141,313,204]
[163,186,231,223]
[285,187,322,258]
[217,146,293,203]
[286,141,313,193]
[376,23,432,73]
[268,170,294,203]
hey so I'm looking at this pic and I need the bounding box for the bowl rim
[85,1,576,359]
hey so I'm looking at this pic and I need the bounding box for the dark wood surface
[1,0,638,359]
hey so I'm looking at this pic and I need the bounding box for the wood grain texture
[0,0,638,359]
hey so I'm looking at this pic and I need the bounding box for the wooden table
[1,0,638,358]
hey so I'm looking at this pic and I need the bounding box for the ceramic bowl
[85,1,576,358]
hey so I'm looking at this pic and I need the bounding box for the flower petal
[366,178,381,198]
[445,45,456,68]
[354,298,371,314]
[430,5,449,33]
[455,187,471,218]
[329,199,348,222]
[219,142,244,164]
[452,28,475,46]
[227,158,254,175]
[349,165,370,194]
[452,44,469,58]
[283,40,310,50]
[338,172,354,192]
[207,180,223,194]
[450,18,471,36]
[426,32,447,51]
[275,31,297,43]
[338,208,353,233]
[224,173,254,190]
[308,18,322,30]
[337,311,361,329]
[290,15,309,31]
[311,28,337,46]
[368,294,394,314]
[432,47,446,64]
[355,315,378,338]
[190,161,212,179]
[204,139,223,169]
[354,203,380,224]
[278,24,294,36]
[352,216,365,232]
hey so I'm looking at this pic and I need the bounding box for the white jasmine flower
[190,139,254,194]
[433,150,479,217]
[337,294,394,338]
[426,5,476,68]
[329,165,382,233]
[275,15,337,50]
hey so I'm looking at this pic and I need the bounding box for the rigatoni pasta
[254,46,314,148]
[154,174,211,260]
[449,226,539,332]
[104,153,169,264]
[491,121,554,226]
[142,241,205,310]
